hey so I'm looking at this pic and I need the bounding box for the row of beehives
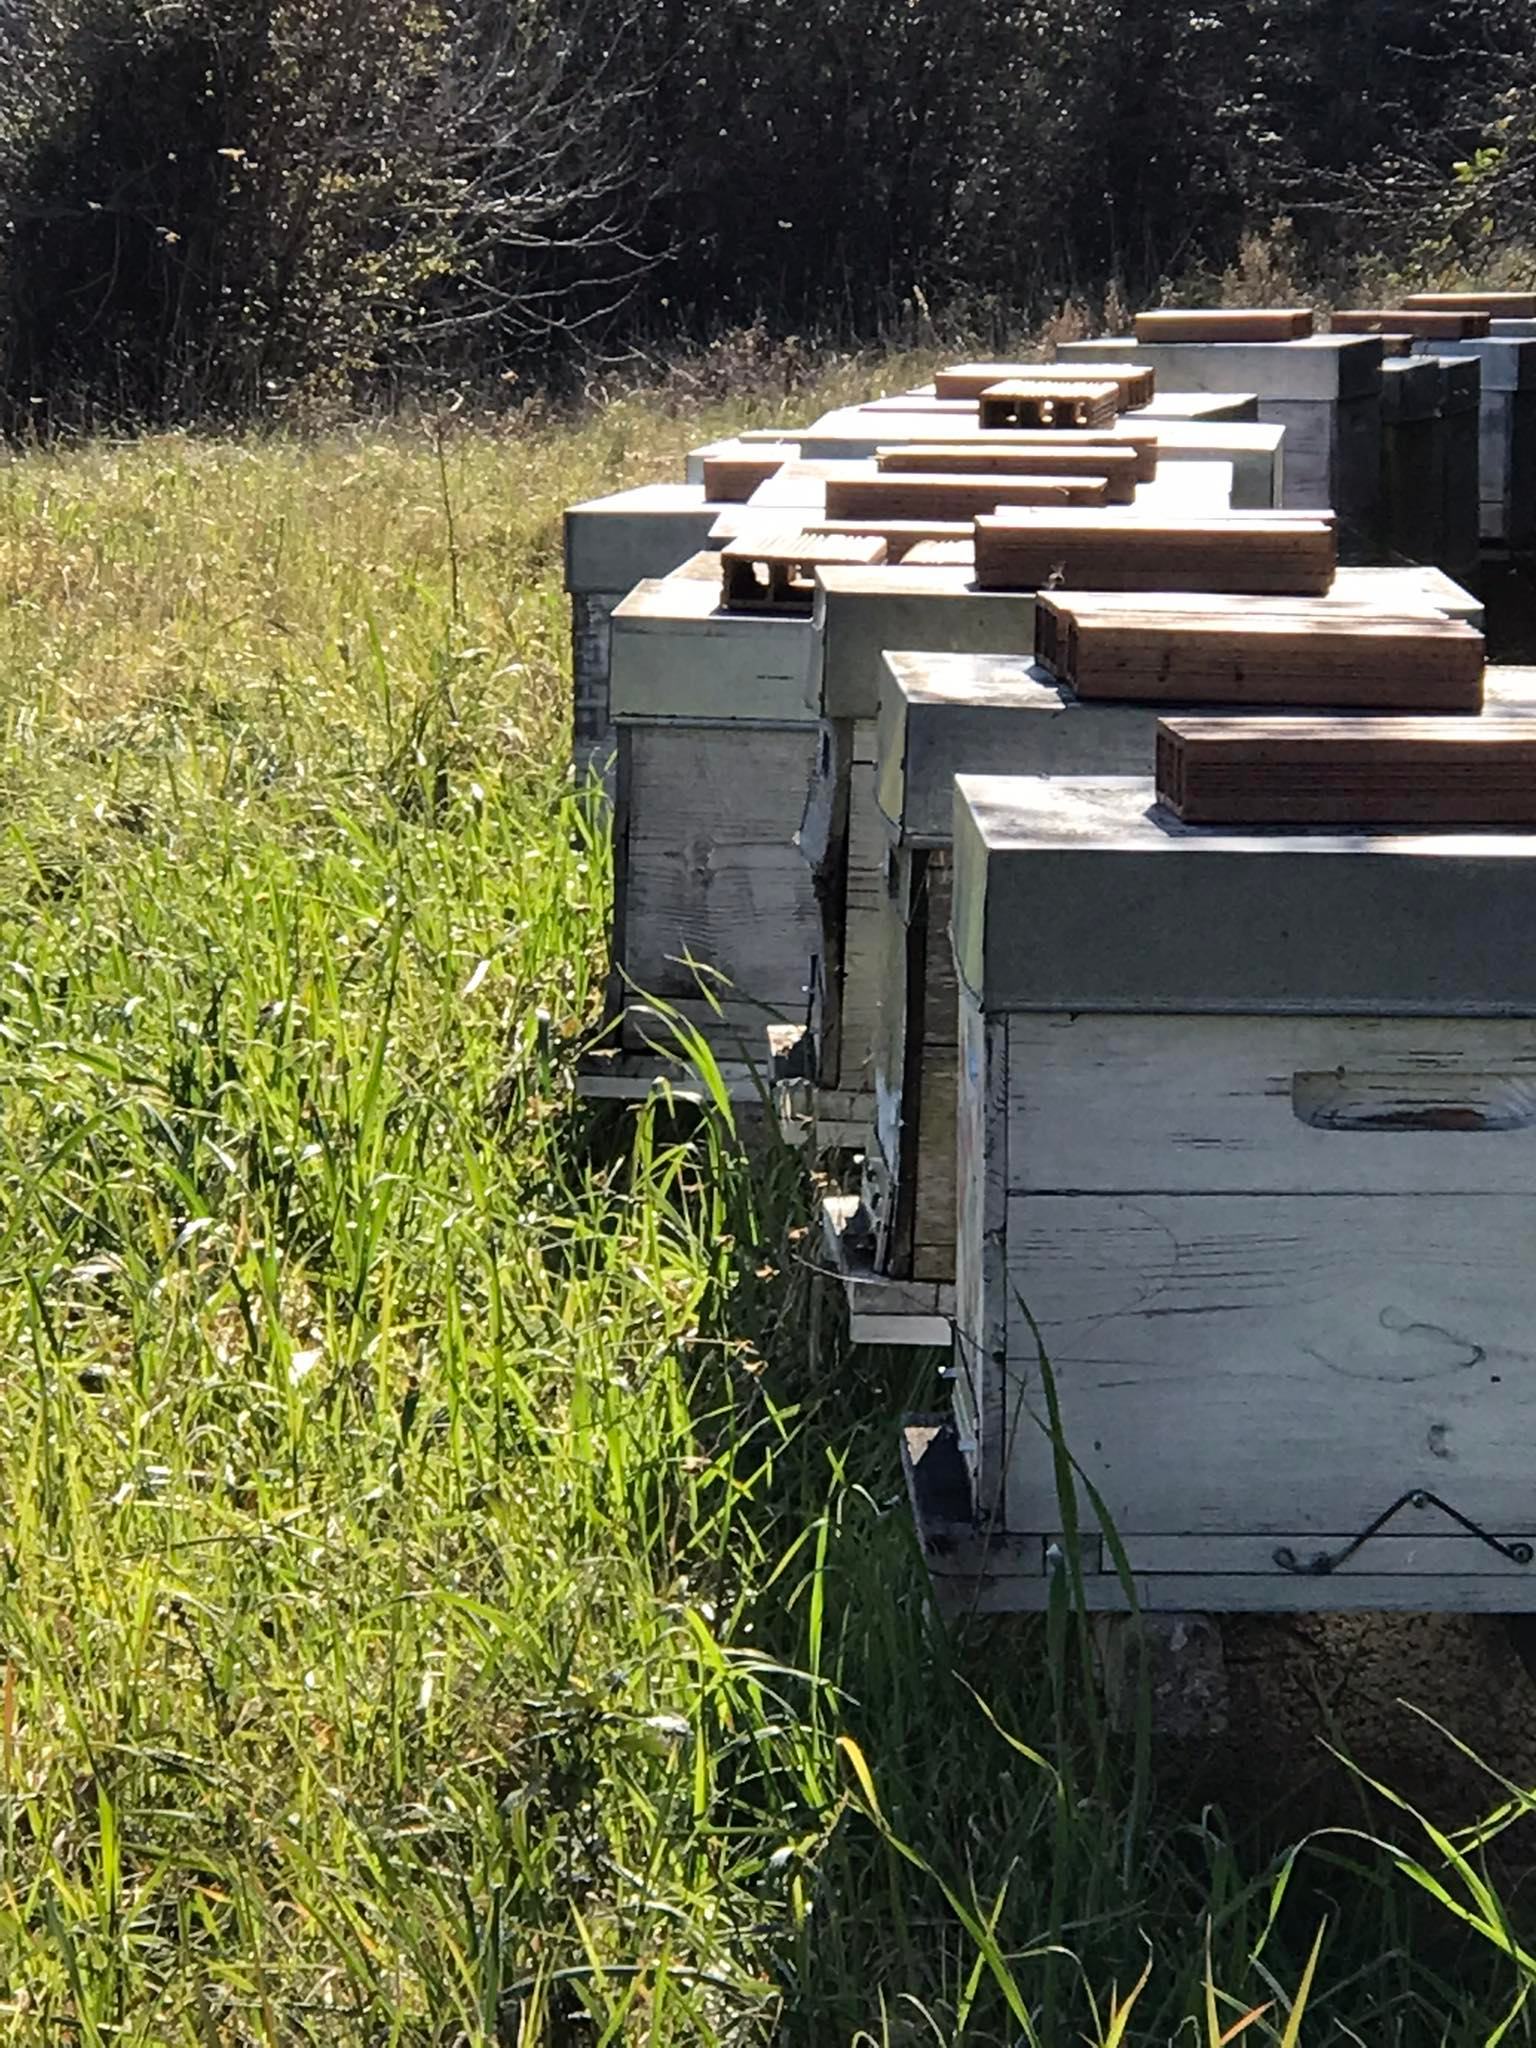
[568,302,1536,1616]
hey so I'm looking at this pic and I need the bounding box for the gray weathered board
[607,574,820,1055]
[870,655,1536,1299]
[948,771,1536,1612]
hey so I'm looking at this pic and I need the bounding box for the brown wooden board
[936,361,1156,409]
[1404,292,1536,318]
[800,518,974,558]
[901,539,976,567]
[1134,308,1314,342]
[702,449,793,501]
[1156,716,1536,824]
[873,444,1138,499]
[1332,309,1492,338]
[978,380,1120,430]
[1034,600,1486,710]
[974,510,1336,594]
[720,530,887,613]
[826,472,1112,521]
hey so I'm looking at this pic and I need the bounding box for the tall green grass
[0,377,1528,2042]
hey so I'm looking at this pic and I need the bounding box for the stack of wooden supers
[918,734,1536,1615]
[862,597,1496,1324]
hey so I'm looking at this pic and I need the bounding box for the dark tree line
[0,0,1532,427]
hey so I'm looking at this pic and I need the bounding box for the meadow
[0,359,1531,2044]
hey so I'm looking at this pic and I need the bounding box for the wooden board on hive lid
[1134,307,1315,341]
[936,361,1156,409]
[826,470,1112,521]
[1155,715,1536,825]
[973,508,1337,594]
[978,379,1120,430]
[1332,309,1491,338]
[1404,291,1536,318]
[720,530,888,614]
[1034,594,1486,710]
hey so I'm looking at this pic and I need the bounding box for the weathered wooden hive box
[944,768,1536,1613]
[870,601,1494,1292]
[565,481,761,771]
[1057,333,1385,549]
[1409,335,1536,550]
[605,564,819,1056]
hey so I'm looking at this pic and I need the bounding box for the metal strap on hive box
[1275,1491,1535,1576]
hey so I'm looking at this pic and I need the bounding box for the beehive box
[605,570,818,1056]
[1408,336,1536,549]
[944,770,1536,1613]
[869,625,1502,1293]
[565,483,746,771]
[1057,335,1385,549]
[797,559,1483,1117]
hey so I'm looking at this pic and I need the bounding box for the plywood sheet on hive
[826,471,1113,519]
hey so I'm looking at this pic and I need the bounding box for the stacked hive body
[1057,320,1390,547]
[929,732,1536,1614]
[866,585,1490,1302]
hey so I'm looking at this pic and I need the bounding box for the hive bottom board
[903,1422,1536,1616]
[611,718,818,1055]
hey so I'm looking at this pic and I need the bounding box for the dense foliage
[0,3,1534,422]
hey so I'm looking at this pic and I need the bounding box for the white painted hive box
[950,771,1536,1614]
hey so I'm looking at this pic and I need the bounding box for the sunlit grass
[0,365,1525,2043]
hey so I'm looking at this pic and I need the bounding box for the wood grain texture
[936,361,1157,409]
[616,721,818,1030]
[998,1193,1536,1538]
[1033,601,1486,709]
[954,991,1010,1512]
[702,449,794,501]
[1157,715,1536,824]
[979,380,1121,430]
[1406,291,1536,317]
[1333,309,1491,338]
[721,530,887,614]
[975,511,1337,594]
[875,441,1143,486]
[1134,308,1314,341]
[827,472,1115,518]
[1003,1013,1536,1195]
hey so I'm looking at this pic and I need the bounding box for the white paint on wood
[1003,1014,1536,1195]
[996,1193,1536,1540]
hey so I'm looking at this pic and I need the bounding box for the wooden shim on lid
[1404,291,1536,318]
[901,539,975,567]
[800,518,973,559]
[974,509,1337,595]
[1156,716,1536,825]
[720,529,888,613]
[870,444,1140,501]
[1033,598,1486,710]
[978,380,1120,430]
[1134,307,1314,342]
[936,361,1156,409]
[1332,309,1492,338]
[827,472,1112,522]
[702,446,795,501]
